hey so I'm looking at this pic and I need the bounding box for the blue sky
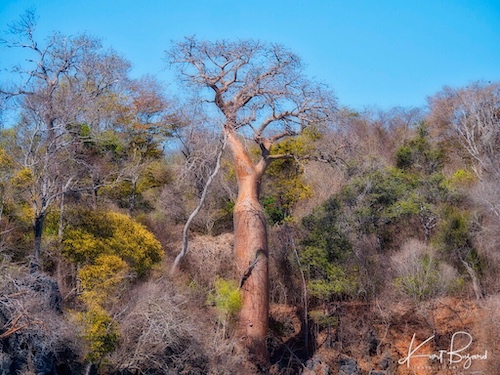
[1,0,499,110]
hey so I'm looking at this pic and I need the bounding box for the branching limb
[0,313,28,339]
[170,133,227,273]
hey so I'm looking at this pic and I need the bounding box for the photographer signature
[398,331,488,370]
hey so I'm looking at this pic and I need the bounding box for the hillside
[2,233,499,374]
[1,15,500,374]
[2,80,500,373]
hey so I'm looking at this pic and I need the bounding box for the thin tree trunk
[129,179,137,215]
[31,212,45,273]
[287,225,309,354]
[93,186,98,210]
[57,191,65,293]
[461,258,483,300]
[58,193,65,241]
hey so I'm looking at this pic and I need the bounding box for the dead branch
[0,313,27,339]
[171,134,227,273]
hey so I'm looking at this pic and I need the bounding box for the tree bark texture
[31,213,45,273]
[227,131,270,366]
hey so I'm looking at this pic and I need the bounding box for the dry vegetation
[1,11,500,374]
[2,82,500,373]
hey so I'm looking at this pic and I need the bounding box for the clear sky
[1,0,499,110]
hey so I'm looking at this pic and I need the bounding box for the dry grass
[110,274,242,374]
[183,232,235,286]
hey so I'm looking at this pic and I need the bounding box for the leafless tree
[429,82,500,220]
[429,82,500,179]
[0,265,80,373]
[110,274,244,374]
[0,9,131,271]
[168,37,336,368]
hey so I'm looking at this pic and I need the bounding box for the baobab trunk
[227,131,270,366]
[234,180,269,364]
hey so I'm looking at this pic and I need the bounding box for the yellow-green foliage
[62,209,162,364]
[63,209,163,276]
[450,169,476,187]
[77,305,119,363]
[0,148,14,174]
[17,203,35,224]
[106,212,163,275]
[141,160,171,190]
[262,132,317,223]
[309,309,338,329]
[78,254,129,306]
[208,277,242,323]
[11,167,33,190]
[63,228,106,263]
[270,127,321,156]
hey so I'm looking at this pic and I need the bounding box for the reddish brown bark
[227,131,270,366]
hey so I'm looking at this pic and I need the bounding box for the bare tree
[429,82,500,219]
[0,10,130,271]
[168,37,336,367]
[429,82,500,178]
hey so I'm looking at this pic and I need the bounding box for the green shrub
[300,197,358,302]
[309,309,338,329]
[208,277,242,324]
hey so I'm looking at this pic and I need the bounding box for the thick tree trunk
[227,131,270,367]
[234,179,269,365]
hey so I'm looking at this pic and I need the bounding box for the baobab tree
[168,37,336,367]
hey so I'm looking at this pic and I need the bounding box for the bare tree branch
[171,133,227,273]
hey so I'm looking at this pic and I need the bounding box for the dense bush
[59,209,164,365]
[300,197,357,302]
[62,209,163,276]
